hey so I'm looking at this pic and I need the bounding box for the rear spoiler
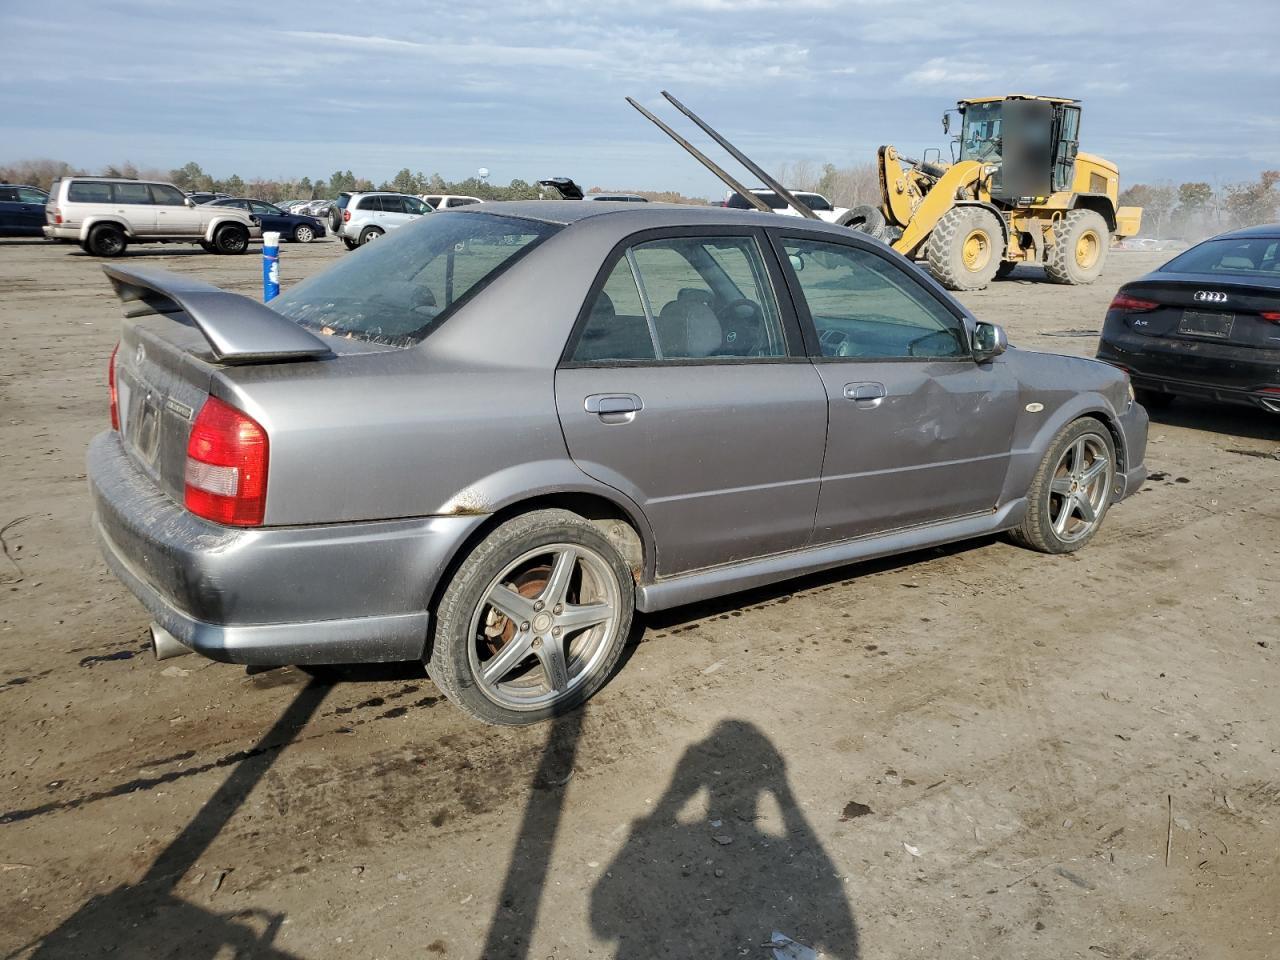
[102,265,331,364]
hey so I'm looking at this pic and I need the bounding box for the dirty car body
[88,202,1148,723]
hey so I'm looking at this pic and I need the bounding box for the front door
[149,183,201,236]
[556,230,827,576]
[775,233,1019,543]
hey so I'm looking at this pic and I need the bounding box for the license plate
[131,393,162,465]
[1178,309,1234,339]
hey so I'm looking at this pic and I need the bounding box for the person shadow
[589,719,859,959]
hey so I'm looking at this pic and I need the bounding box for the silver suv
[329,191,431,249]
[44,177,258,257]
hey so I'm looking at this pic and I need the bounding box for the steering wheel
[715,299,765,355]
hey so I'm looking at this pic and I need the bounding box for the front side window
[782,239,969,360]
[403,196,429,215]
[17,187,47,203]
[271,212,558,346]
[572,235,787,362]
[250,201,278,215]
[149,184,187,206]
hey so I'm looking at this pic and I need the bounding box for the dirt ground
[1,236,1277,960]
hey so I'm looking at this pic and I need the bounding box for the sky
[3,0,1278,196]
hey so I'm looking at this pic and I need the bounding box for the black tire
[293,223,315,243]
[926,206,1004,290]
[1009,417,1117,555]
[358,226,383,245]
[213,223,249,255]
[342,238,359,251]
[427,509,635,726]
[995,260,1018,279]
[198,240,215,253]
[839,204,886,238]
[1044,209,1109,285]
[87,224,127,258]
[1134,387,1175,410]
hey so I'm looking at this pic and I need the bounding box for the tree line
[1119,172,1279,239]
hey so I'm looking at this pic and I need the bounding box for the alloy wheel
[1048,433,1112,542]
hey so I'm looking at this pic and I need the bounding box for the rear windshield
[336,193,351,210]
[270,212,559,346]
[1162,237,1280,277]
[726,191,831,211]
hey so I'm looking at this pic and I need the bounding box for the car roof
[458,201,858,236]
[1213,223,1280,240]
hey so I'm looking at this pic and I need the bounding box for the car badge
[135,343,146,366]
[1194,290,1228,304]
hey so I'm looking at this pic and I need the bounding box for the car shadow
[1145,398,1280,441]
[22,681,331,959]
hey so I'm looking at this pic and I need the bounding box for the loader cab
[956,95,1082,201]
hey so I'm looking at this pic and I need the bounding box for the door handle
[584,394,642,418]
[843,382,886,408]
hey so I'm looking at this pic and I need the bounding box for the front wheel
[428,509,635,725]
[926,206,1004,290]
[293,224,314,243]
[1010,417,1117,554]
[213,224,249,254]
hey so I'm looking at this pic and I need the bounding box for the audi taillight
[1109,292,1159,313]
[342,209,351,222]
[184,397,268,527]
[108,343,120,431]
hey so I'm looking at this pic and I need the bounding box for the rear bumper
[87,431,486,665]
[1098,329,1280,411]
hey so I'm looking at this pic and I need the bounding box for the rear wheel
[293,223,314,243]
[342,238,358,251]
[87,224,127,258]
[213,223,249,254]
[1045,209,1109,284]
[926,206,1004,290]
[198,240,215,253]
[359,226,383,245]
[1010,417,1117,554]
[428,509,634,725]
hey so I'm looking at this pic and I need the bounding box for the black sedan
[204,198,327,243]
[1097,224,1280,414]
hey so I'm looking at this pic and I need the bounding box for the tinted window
[67,181,113,203]
[357,195,383,212]
[573,236,787,362]
[783,239,968,359]
[796,193,832,211]
[424,196,441,208]
[150,184,187,206]
[336,193,352,210]
[249,201,279,215]
[271,212,558,346]
[1162,237,1280,277]
[0,187,16,201]
[113,183,153,204]
[450,198,479,207]
[404,196,430,215]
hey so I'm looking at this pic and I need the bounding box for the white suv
[422,194,483,210]
[723,189,850,224]
[330,192,432,249]
[44,177,259,257]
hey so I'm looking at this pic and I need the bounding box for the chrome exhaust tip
[150,623,193,661]
[1259,397,1280,415]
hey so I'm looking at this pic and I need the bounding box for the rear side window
[271,212,558,346]
[0,187,16,201]
[1162,237,1280,277]
[572,236,787,363]
[782,238,968,360]
[356,195,383,212]
[150,184,187,205]
[67,181,112,203]
[114,183,153,204]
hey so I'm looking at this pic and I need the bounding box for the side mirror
[972,321,1007,362]
[184,197,196,207]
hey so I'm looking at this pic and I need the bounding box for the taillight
[1261,311,1280,324]
[184,397,269,527]
[108,342,120,431]
[342,209,351,222]
[1109,292,1159,313]
[54,208,63,224]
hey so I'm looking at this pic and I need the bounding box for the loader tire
[1044,209,1109,285]
[839,204,886,238]
[925,206,1003,291]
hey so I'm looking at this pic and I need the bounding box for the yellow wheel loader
[859,95,1143,290]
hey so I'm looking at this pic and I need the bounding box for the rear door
[555,228,828,576]
[774,232,1019,543]
[110,181,157,234]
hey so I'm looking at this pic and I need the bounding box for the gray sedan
[88,202,1148,724]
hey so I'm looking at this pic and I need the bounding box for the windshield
[1161,237,1280,277]
[960,102,1002,162]
[270,212,559,346]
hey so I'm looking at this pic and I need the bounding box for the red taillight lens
[108,342,120,431]
[1261,311,1280,324]
[342,209,351,222]
[1109,292,1159,313]
[54,208,63,224]
[184,397,268,527]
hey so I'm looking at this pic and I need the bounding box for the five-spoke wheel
[1011,417,1117,554]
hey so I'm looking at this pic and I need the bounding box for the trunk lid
[1117,272,1280,350]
